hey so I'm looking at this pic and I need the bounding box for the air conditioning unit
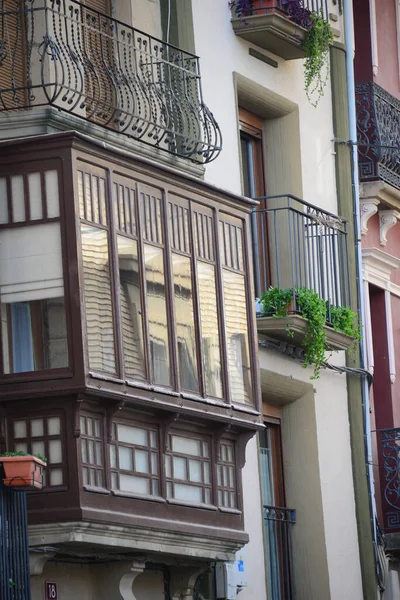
[215,548,247,600]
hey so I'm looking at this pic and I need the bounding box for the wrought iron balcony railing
[356,81,400,189]
[264,505,296,600]
[252,195,351,318]
[236,0,329,21]
[0,0,222,163]
[379,428,400,532]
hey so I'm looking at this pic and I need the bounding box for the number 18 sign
[45,582,58,600]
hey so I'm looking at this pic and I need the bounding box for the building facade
[354,0,400,596]
[0,0,377,599]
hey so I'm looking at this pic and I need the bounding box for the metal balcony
[356,81,400,190]
[253,194,351,313]
[230,0,330,60]
[0,0,222,163]
[264,505,296,600]
[379,428,400,533]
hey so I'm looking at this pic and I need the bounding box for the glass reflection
[81,225,115,372]
[197,262,222,398]
[144,244,170,386]
[172,254,198,393]
[117,236,146,380]
[223,270,252,404]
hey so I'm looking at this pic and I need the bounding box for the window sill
[125,379,180,397]
[111,490,166,503]
[218,507,242,515]
[83,485,111,495]
[89,372,124,384]
[231,404,260,416]
[166,498,218,511]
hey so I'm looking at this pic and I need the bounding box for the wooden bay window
[77,161,257,409]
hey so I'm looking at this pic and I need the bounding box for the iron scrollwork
[0,0,222,164]
[380,428,400,529]
[356,81,400,189]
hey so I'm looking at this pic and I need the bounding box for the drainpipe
[343,0,377,544]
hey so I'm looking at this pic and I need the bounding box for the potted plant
[258,286,361,379]
[0,451,47,489]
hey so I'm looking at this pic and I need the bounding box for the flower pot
[0,456,46,489]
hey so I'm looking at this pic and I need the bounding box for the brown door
[239,107,270,298]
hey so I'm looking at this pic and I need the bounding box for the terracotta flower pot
[0,455,46,489]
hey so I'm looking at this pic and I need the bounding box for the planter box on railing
[257,315,355,351]
[0,456,46,490]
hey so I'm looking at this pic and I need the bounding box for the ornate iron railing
[264,505,296,600]
[379,428,400,531]
[356,81,400,190]
[239,0,329,22]
[0,484,31,600]
[253,195,351,317]
[0,0,222,163]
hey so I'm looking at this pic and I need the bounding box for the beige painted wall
[251,345,364,600]
[31,561,166,600]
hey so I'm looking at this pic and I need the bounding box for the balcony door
[260,422,295,600]
[239,108,270,299]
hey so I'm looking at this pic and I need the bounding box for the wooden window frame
[165,430,213,506]
[77,161,258,411]
[80,412,105,490]
[0,161,73,383]
[9,412,67,491]
[109,419,161,499]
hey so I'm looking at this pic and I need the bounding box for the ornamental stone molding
[360,199,379,235]
[119,560,146,600]
[170,566,207,600]
[29,550,56,576]
[362,247,400,289]
[380,210,400,246]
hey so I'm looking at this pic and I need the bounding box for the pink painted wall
[374,0,400,99]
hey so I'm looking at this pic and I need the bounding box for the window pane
[197,262,222,398]
[0,223,68,373]
[223,270,252,404]
[134,449,149,473]
[110,444,117,468]
[32,441,45,457]
[81,225,115,373]
[117,236,146,381]
[189,459,202,483]
[49,468,63,486]
[173,456,186,480]
[48,417,61,436]
[49,439,62,463]
[119,474,150,495]
[119,446,133,470]
[174,483,202,503]
[144,244,170,387]
[15,442,28,453]
[13,420,27,439]
[31,419,44,437]
[117,424,147,446]
[172,254,199,393]
[172,435,201,456]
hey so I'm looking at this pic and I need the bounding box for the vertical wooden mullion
[40,170,48,219]
[189,202,206,398]
[213,208,231,404]
[6,176,13,224]
[105,169,123,379]
[135,183,151,384]
[242,211,261,412]
[162,189,180,392]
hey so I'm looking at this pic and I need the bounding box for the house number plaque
[45,582,58,599]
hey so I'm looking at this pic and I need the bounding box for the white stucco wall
[187,3,363,599]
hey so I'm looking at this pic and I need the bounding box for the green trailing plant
[0,450,47,462]
[258,286,361,379]
[302,10,334,107]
